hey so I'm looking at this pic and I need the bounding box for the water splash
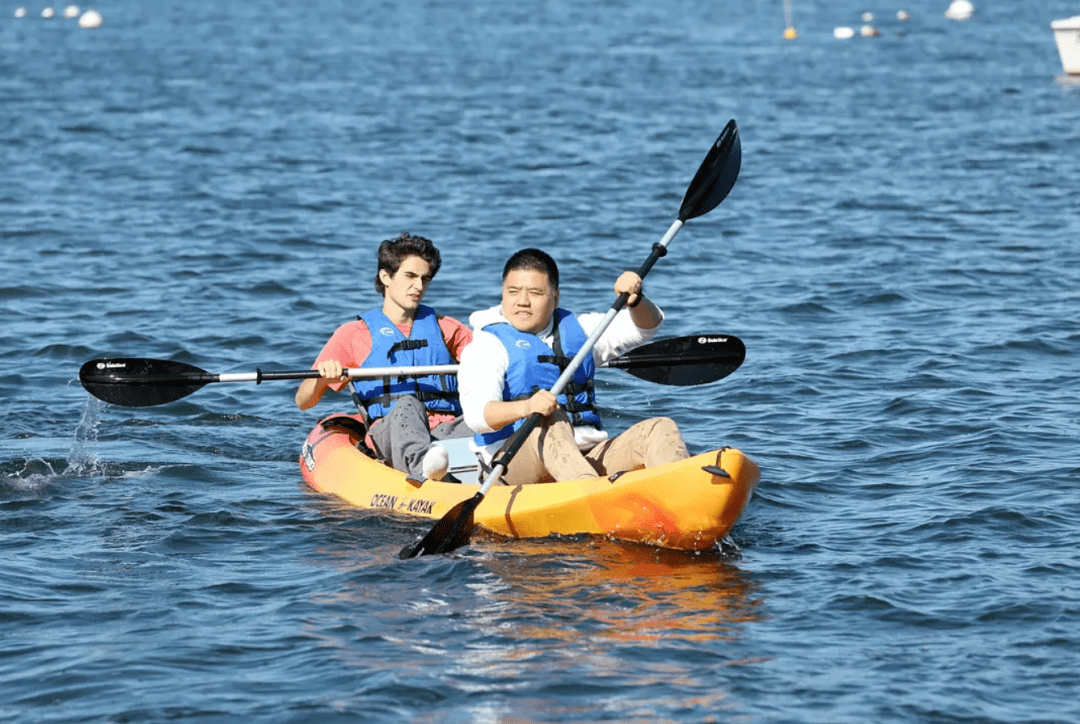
[67,395,103,476]
[2,398,105,490]
[1,456,66,491]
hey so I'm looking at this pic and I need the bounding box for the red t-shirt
[313,315,473,429]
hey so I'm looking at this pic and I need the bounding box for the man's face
[380,255,433,314]
[501,268,558,335]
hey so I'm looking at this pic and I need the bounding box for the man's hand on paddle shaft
[481,389,558,432]
[615,271,662,330]
[614,271,644,307]
[525,389,559,418]
[316,359,346,380]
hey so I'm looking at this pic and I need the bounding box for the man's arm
[295,360,345,410]
[457,330,511,434]
[294,320,370,411]
[583,273,666,365]
[480,391,558,432]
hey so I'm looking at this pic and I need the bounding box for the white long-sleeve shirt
[458,304,664,463]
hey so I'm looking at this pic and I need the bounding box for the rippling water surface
[3,0,1079,721]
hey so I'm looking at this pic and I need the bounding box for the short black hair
[374,233,441,295]
[502,248,559,289]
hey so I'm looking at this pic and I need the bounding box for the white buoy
[14,7,28,17]
[64,4,80,18]
[78,8,102,27]
[945,0,974,21]
[42,7,55,18]
[862,12,875,22]
[860,24,881,37]
[897,10,911,21]
[834,26,856,40]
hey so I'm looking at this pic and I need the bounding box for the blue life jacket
[474,308,602,447]
[350,304,461,421]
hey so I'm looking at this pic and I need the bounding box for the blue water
[3,0,1079,721]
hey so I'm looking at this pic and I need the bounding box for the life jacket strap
[353,375,459,419]
[388,339,429,355]
[536,353,572,369]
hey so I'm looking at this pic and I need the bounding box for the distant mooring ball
[784,26,798,40]
[945,0,974,21]
[78,8,103,27]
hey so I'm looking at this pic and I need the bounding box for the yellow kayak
[299,413,760,552]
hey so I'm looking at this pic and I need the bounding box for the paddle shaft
[217,365,460,384]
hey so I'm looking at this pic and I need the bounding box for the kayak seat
[319,414,378,460]
[439,437,482,484]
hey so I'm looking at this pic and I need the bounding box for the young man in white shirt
[457,248,689,486]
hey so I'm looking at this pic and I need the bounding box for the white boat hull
[1052,15,1080,75]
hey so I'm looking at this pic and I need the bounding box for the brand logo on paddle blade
[698,337,728,344]
[98,362,127,370]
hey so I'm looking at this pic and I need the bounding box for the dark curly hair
[374,232,442,296]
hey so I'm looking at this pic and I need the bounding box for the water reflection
[304,523,769,721]
[473,536,766,646]
[438,537,770,723]
[310,526,767,650]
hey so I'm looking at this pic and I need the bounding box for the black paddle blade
[79,358,214,407]
[609,334,745,386]
[399,495,480,558]
[679,119,741,222]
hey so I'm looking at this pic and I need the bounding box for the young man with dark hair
[296,233,472,480]
[457,248,689,486]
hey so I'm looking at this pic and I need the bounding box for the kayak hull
[299,414,759,551]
